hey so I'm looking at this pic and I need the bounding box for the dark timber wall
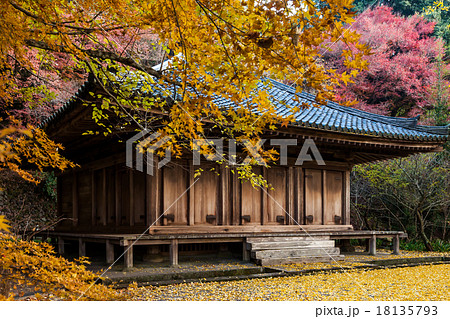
[56,157,352,234]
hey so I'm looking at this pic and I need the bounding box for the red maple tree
[324,6,449,118]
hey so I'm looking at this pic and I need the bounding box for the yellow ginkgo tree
[0,0,369,180]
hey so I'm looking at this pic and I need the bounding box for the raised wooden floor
[51,230,406,269]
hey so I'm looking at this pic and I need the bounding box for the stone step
[256,255,345,266]
[252,247,340,259]
[246,236,330,243]
[247,240,335,251]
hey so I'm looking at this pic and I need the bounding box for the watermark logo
[126,130,171,176]
[127,132,325,175]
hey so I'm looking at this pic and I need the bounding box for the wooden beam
[170,239,179,266]
[149,225,353,234]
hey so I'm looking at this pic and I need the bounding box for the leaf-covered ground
[129,264,450,301]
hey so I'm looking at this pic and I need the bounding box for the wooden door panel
[304,169,322,225]
[162,165,188,225]
[266,167,287,224]
[241,167,262,225]
[133,170,146,225]
[194,170,218,225]
[324,170,343,225]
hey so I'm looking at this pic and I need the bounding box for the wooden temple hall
[42,76,449,268]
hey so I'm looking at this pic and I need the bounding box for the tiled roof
[263,79,449,142]
[42,74,449,142]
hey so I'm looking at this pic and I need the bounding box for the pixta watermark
[126,131,325,175]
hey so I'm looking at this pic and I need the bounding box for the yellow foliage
[0,234,126,300]
[0,215,10,233]
[0,118,76,183]
[0,0,370,176]
[131,264,450,301]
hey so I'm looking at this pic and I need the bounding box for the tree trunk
[416,211,433,251]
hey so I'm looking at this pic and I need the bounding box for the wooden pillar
[124,245,133,269]
[220,165,229,226]
[91,171,96,225]
[297,168,304,225]
[106,240,114,264]
[57,237,64,255]
[261,167,268,225]
[242,239,250,262]
[392,235,400,255]
[188,161,195,226]
[129,169,134,226]
[115,169,121,226]
[72,173,78,226]
[78,238,86,257]
[369,235,377,255]
[170,239,179,266]
[287,167,294,225]
[343,170,351,225]
[102,168,107,226]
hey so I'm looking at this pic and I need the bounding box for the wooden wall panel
[266,167,287,225]
[240,167,262,225]
[119,169,130,226]
[304,169,322,225]
[162,165,188,225]
[60,174,73,228]
[132,170,146,226]
[146,169,160,227]
[324,170,343,225]
[93,170,106,226]
[296,167,304,225]
[193,170,218,225]
[105,168,115,226]
[77,171,92,227]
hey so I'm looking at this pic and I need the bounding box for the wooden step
[247,240,335,251]
[252,247,340,259]
[256,255,345,266]
[246,235,330,243]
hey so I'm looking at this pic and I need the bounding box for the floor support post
[106,240,114,264]
[392,235,400,255]
[170,239,179,266]
[57,237,64,255]
[78,238,86,257]
[124,245,133,269]
[242,240,250,262]
[369,235,377,255]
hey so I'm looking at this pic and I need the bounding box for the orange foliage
[0,233,126,300]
